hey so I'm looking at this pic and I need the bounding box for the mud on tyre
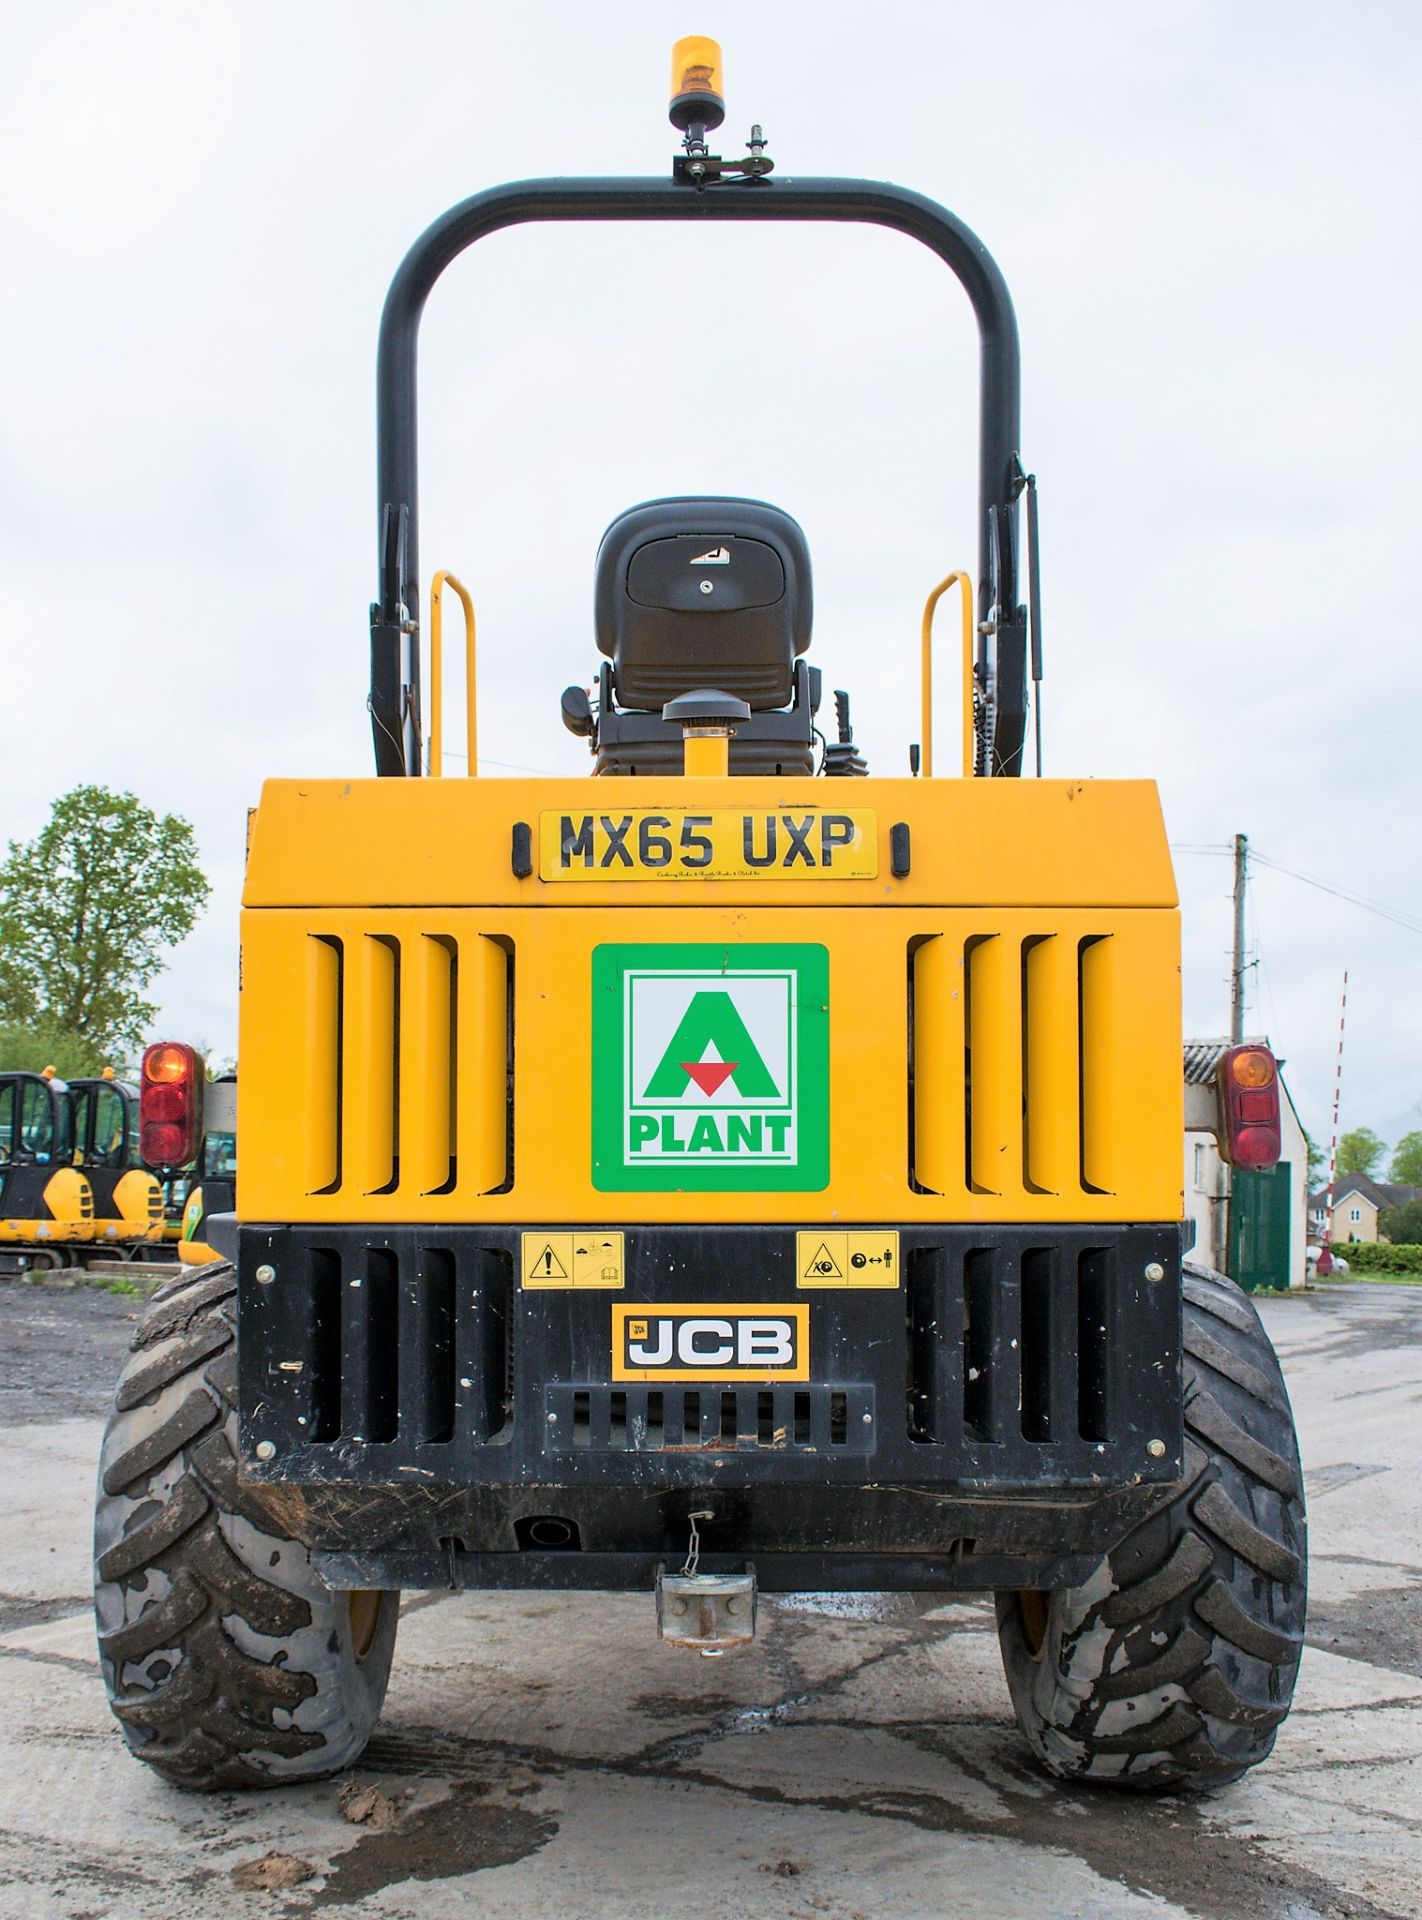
[996,1261,1306,1790]
[94,1262,399,1790]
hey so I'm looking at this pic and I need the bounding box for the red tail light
[1217,1044,1281,1170]
[140,1041,205,1169]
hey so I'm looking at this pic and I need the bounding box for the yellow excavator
[178,1072,236,1265]
[0,1069,94,1272]
[68,1071,167,1253]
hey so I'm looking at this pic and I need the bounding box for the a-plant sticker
[591,943,829,1191]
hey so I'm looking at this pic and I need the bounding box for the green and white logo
[591,943,829,1192]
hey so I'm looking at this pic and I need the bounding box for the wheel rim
[1017,1589,1051,1661]
[347,1590,383,1660]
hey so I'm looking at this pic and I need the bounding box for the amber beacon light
[669,35,726,132]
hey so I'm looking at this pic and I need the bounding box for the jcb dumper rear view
[94,41,1306,1794]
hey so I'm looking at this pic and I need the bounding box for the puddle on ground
[306,1781,557,1908]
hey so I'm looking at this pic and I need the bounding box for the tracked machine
[177,1071,237,1266]
[68,1071,167,1254]
[95,42,1306,1793]
[0,1070,95,1272]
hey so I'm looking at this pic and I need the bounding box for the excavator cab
[179,1072,237,1265]
[0,1070,93,1271]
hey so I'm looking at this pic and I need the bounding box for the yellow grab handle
[918,571,975,779]
[429,571,477,777]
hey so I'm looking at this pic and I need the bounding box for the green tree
[1389,1130,1422,1187]
[0,1018,114,1080]
[1303,1131,1326,1184]
[0,785,210,1057]
[1379,1199,1422,1245]
[1336,1127,1386,1178]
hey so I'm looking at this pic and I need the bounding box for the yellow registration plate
[538,808,877,882]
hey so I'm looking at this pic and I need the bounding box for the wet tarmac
[1,1278,1418,1918]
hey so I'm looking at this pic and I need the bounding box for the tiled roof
[1307,1175,1422,1211]
[1183,1037,1270,1086]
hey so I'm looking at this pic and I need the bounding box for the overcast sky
[4,1,1419,1162]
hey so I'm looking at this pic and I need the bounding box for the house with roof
[1184,1037,1309,1290]
[1307,1174,1422,1244]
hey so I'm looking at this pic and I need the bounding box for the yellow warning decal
[796,1230,900,1288]
[522,1231,626,1289]
[539,809,877,882]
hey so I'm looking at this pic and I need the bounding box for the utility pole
[1222,831,1249,1280]
[1230,832,1248,1043]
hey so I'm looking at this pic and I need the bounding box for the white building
[1183,1038,1309,1291]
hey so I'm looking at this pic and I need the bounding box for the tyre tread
[131,1270,236,1352]
[96,1472,209,1582]
[94,1261,395,1791]
[995,1260,1306,1791]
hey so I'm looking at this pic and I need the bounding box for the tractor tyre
[94,1261,399,1790]
[995,1260,1306,1790]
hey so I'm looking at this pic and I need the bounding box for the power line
[1249,851,1422,938]
[440,750,568,777]
[1171,843,1422,937]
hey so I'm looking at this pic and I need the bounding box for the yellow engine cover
[0,1167,95,1242]
[93,1169,166,1242]
[238,776,1183,1228]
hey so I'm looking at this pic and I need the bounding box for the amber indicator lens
[144,1043,192,1083]
[1230,1048,1275,1089]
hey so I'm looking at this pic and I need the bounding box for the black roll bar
[371,176,1025,778]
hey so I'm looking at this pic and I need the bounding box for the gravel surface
[0,1278,145,1425]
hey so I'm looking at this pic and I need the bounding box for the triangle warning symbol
[533,1243,568,1280]
[803,1242,844,1280]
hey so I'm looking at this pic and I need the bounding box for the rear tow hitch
[656,1569,757,1655]
[657,1506,756,1654]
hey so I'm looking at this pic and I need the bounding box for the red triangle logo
[681,1059,737,1096]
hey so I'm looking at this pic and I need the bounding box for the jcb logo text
[612,1303,809,1380]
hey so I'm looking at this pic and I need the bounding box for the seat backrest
[594,496,812,713]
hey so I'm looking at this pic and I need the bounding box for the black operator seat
[559,497,866,777]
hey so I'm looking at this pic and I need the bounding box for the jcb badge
[612,1303,809,1381]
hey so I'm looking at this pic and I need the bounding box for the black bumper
[236,1222,1183,1590]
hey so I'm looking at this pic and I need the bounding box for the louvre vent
[544,1384,873,1453]
[912,926,1156,1200]
[906,1241,1118,1449]
[301,931,511,1202]
[270,1240,512,1448]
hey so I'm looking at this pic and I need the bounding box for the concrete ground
[1,1279,1419,1920]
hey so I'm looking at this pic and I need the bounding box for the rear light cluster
[140,1041,205,1170]
[1217,1044,1281,1170]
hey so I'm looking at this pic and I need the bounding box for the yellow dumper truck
[95,42,1304,1795]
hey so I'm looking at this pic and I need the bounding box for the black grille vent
[544,1384,873,1453]
[907,1241,1122,1453]
[258,1240,513,1449]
